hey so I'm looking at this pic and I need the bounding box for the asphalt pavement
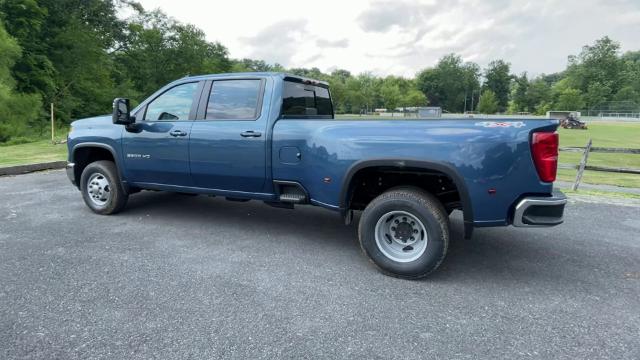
[1,170,639,359]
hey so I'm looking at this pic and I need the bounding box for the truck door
[189,78,269,192]
[122,81,202,186]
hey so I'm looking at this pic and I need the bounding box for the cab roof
[183,72,329,87]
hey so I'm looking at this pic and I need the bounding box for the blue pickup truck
[66,72,566,278]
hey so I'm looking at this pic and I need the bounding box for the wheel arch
[340,159,474,238]
[71,142,123,188]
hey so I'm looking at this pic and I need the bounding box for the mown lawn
[557,121,640,188]
[0,140,68,167]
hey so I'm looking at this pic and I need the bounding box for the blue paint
[68,72,559,230]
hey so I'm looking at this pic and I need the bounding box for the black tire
[358,187,449,279]
[80,160,128,215]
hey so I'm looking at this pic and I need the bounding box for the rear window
[281,81,333,118]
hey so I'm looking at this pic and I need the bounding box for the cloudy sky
[135,0,640,77]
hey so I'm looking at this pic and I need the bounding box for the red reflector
[531,132,559,183]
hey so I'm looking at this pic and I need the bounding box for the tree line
[1,0,639,143]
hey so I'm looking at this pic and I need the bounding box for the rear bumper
[513,190,566,227]
[66,162,76,186]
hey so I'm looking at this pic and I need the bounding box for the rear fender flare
[339,159,474,238]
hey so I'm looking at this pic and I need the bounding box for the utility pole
[50,103,55,143]
[463,90,467,113]
[470,89,477,112]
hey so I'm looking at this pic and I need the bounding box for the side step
[279,192,307,203]
[275,181,309,204]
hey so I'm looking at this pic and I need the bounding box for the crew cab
[66,72,566,279]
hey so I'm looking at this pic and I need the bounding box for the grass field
[557,121,640,188]
[1,120,638,188]
[0,140,68,167]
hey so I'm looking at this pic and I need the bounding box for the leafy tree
[0,19,41,142]
[554,88,585,110]
[565,36,623,101]
[353,72,379,113]
[0,0,54,98]
[527,78,552,112]
[232,58,282,72]
[511,73,529,112]
[288,67,325,80]
[535,101,553,116]
[621,51,640,97]
[483,59,511,112]
[416,54,480,112]
[343,76,366,113]
[326,69,351,113]
[402,89,427,107]
[115,10,231,98]
[612,86,638,102]
[380,82,401,111]
[0,0,134,128]
[477,90,498,114]
[584,82,611,109]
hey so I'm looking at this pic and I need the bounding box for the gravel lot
[1,170,639,359]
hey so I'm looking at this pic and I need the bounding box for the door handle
[170,130,187,137]
[240,131,262,138]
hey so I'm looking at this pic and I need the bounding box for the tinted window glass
[282,81,333,117]
[145,82,198,121]
[206,80,262,120]
[315,87,333,116]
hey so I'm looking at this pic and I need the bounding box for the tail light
[531,132,558,183]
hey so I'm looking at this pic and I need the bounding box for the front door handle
[240,131,262,138]
[170,130,188,137]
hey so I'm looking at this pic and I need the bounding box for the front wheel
[80,160,128,215]
[358,187,449,279]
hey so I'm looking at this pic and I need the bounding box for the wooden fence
[558,138,640,190]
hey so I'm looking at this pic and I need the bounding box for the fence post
[572,138,592,191]
[50,103,55,144]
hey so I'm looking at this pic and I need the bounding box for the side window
[282,81,333,117]
[144,82,198,121]
[206,80,262,120]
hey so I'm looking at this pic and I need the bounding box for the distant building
[547,111,580,119]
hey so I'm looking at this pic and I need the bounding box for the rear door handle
[240,131,262,138]
[170,130,187,137]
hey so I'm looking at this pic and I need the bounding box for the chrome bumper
[513,190,567,227]
[66,162,76,186]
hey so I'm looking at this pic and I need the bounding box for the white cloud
[240,19,309,65]
[134,0,640,77]
[316,38,349,48]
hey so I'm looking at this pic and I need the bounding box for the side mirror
[112,98,134,125]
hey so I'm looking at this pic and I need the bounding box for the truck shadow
[123,191,584,285]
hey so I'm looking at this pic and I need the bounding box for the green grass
[560,188,640,201]
[0,140,68,167]
[557,121,640,188]
[558,121,640,148]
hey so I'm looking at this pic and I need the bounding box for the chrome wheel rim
[375,210,428,262]
[86,172,111,207]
